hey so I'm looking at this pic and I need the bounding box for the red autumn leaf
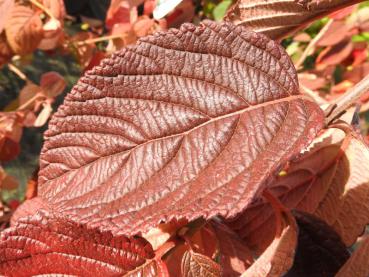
[336,235,369,277]
[39,22,323,234]
[0,0,14,33]
[0,210,158,276]
[316,39,353,69]
[0,33,13,67]
[10,197,49,226]
[37,0,66,50]
[228,127,369,254]
[212,221,253,276]
[5,4,43,55]
[38,21,323,236]
[316,20,349,47]
[224,0,361,40]
[329,5,357,20]
[69,32,97,69]
[285,211,350,277]
[40,71,66,98]
[181,250,221,277]
[0,112,23,162]
[241,203,297,277]
[106,0,139,29]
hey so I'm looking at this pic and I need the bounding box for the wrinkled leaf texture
[181,250,221,277]
[227,127,369,254]
[225,0,363,40]
[0,210,159,276]
[39,21,323,236]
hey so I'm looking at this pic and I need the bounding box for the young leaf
[10,197,49,225]
[0,210,157,276]
[336,236,369,277]
[225,0,363,40]
[181,250,221,277]
[285,211,350,277]
[240,206,297,277]
[5,5,43,55]
[38,21,324,236]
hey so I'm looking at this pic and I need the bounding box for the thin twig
[74,34,125,46]
[17,94,42,111]
[295,19,334,70]
[8,63,30,83]
[325,74,369,125]
[29,0,56,20]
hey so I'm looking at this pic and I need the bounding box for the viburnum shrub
[1,0,369,277]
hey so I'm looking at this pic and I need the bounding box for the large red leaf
[225,0,363,40]
[0,211,158,276]
[38,21,324,236]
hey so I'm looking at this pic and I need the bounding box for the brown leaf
[69,32,96,69]
[316,39,353,69]
[314,132,369,246]
[0,112,23,162]
[285,211,350,277]
[225,0,362,40]
[228,127,369,254]
[40,71,66,98]
[316,20,349,47]
[0,33,13,67]
[38,21,324,236]
[336,236,369,277]
[142,219,188,250]
[38,0,66,51]
[212,221,254,276]
[0,0,14,33]
[241,206,297,277]
[181,250,221,277]
[5,4,43,55]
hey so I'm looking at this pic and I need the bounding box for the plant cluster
[0,0,369,276]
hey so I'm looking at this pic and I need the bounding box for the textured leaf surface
[227,127,369,253]
[181,250,221,277]
[5,5,43,55]
[39,21,324,236]
[225,0,362,40]
[336,236,369,277]
[285,211,350,277]
[241,207,297,277]
[0,211,156,276]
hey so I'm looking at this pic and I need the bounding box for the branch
[8,63,31,83]
[29,0,57,21]
[295,18,333,70]
[325,74,369,125]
